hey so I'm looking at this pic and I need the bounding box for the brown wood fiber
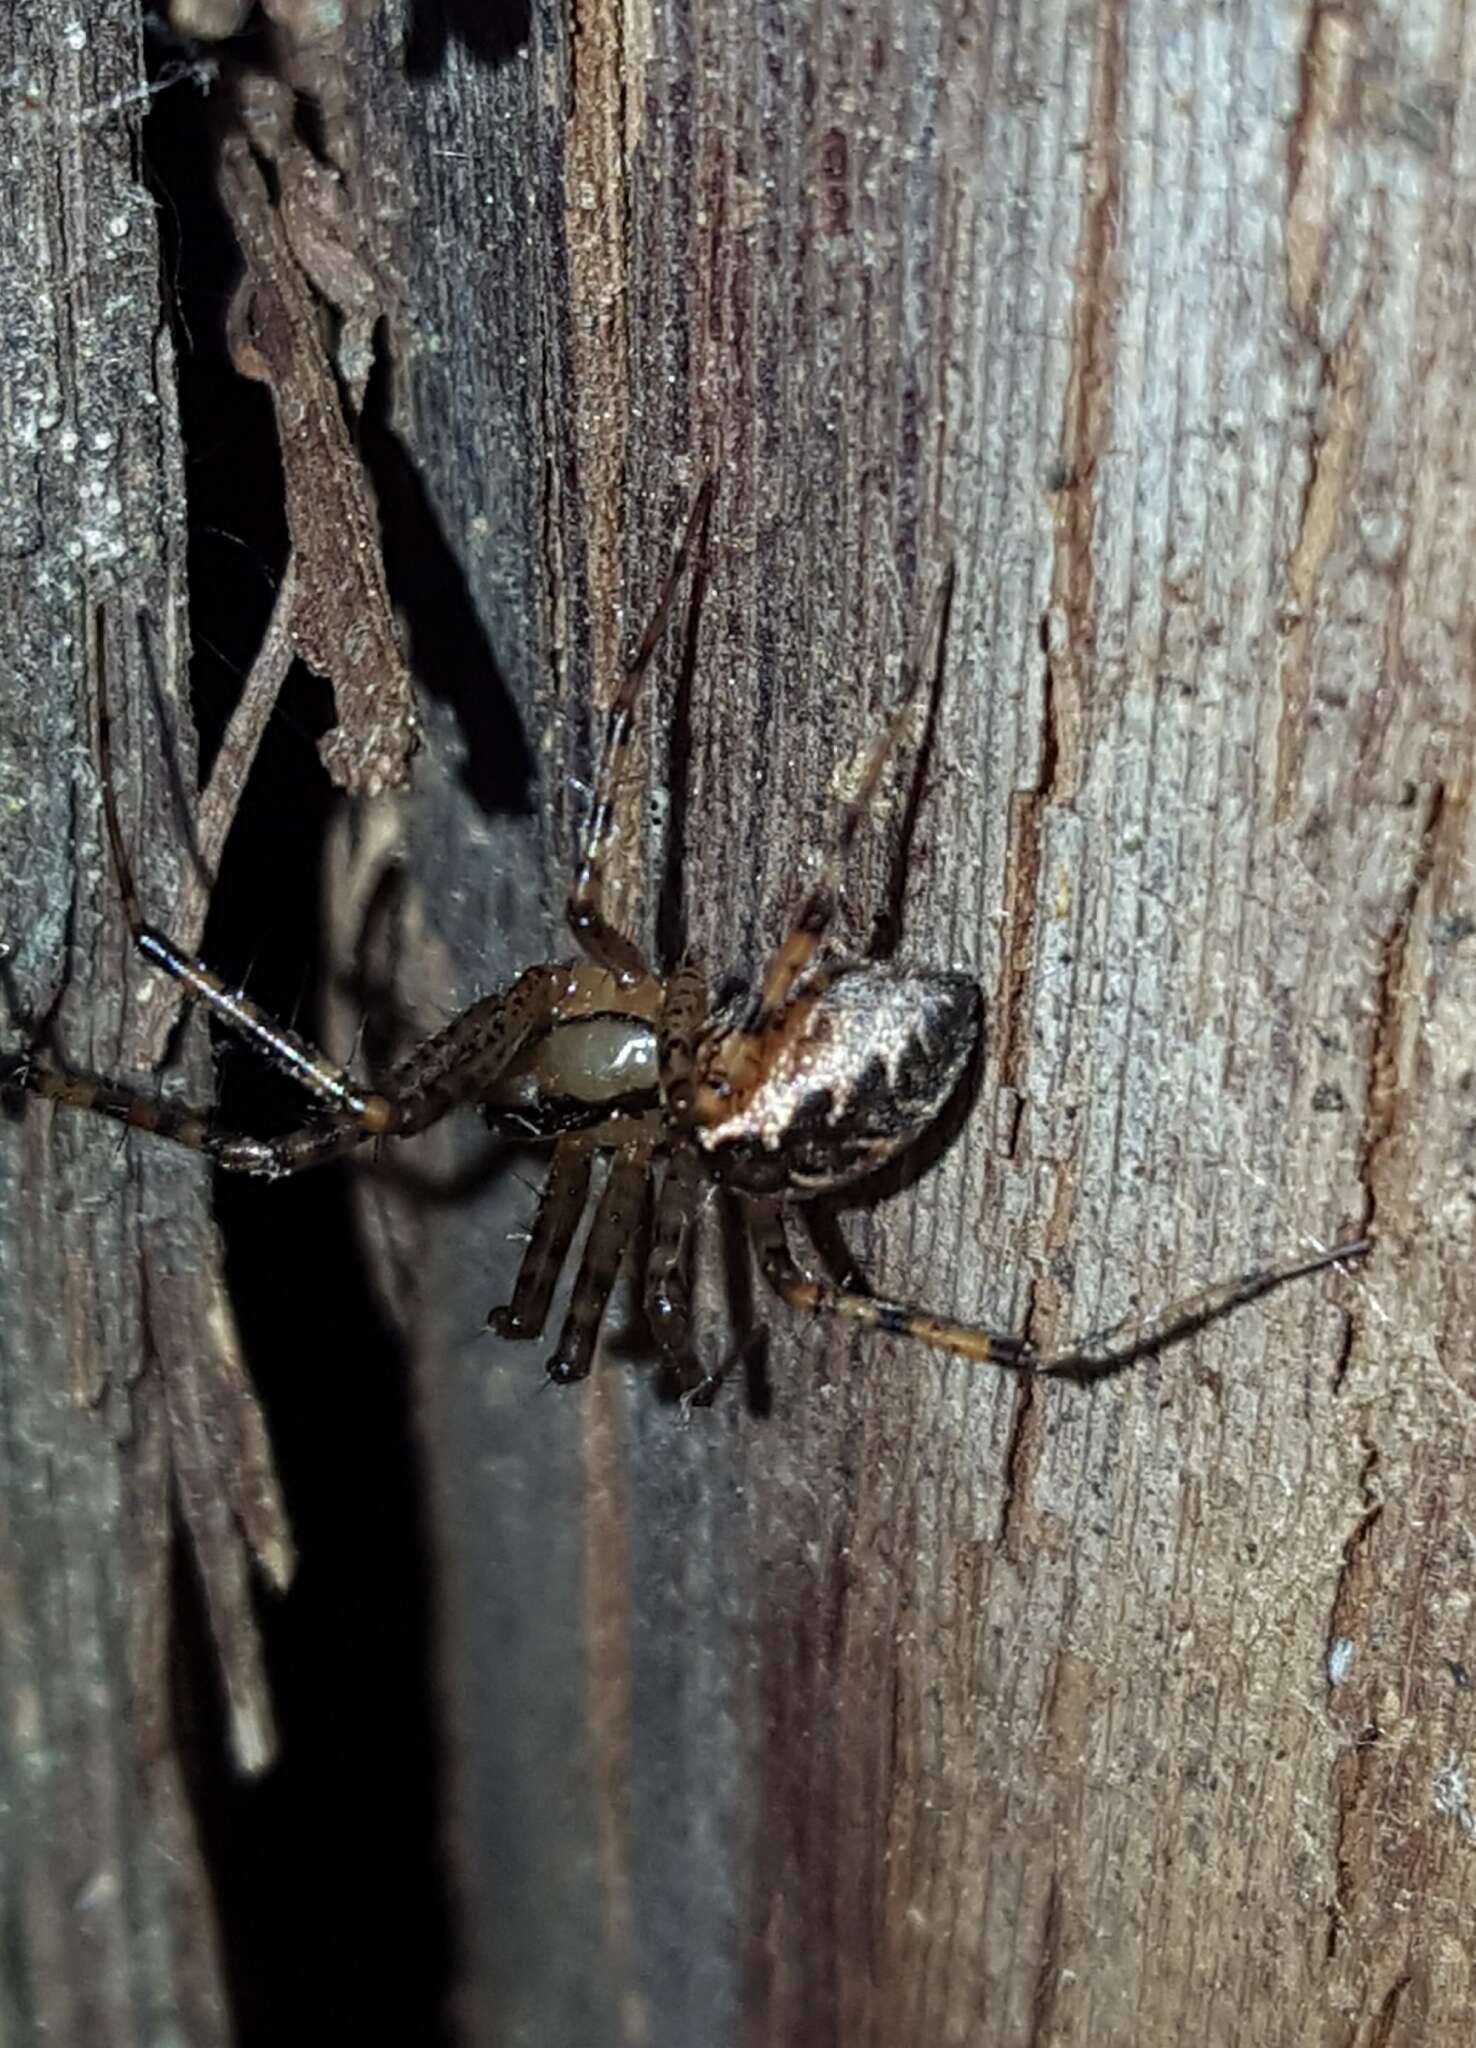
[3,3,1472,2043]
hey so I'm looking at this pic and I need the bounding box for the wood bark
[3,2,1474,2045]
[0,5,288,2041]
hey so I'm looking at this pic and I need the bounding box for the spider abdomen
[694,965,981,1196]
[482,1012,659,1138]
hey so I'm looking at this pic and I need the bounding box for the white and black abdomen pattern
[697,966,981,1196]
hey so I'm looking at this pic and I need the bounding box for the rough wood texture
[4,1,1473,2043]
[0,5,290,2040]
[372,4,1474,2042]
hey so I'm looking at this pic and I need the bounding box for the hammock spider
[5,487,1366,1397]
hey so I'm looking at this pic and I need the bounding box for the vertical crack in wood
[1043,0,1125,808]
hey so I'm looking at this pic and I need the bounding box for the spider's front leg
[7,620,395,1171]
[5,965,580,1180]
[89,620,396,1139]
[0,1050,386,1178]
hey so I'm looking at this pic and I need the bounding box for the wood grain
[0,4,288,2039]
[372,4,1475,2043]
[3,2,1471,2043]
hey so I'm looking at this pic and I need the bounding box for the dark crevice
[654,521,711,971]
[1355,776,1445,1246]
[358,350,535,820]
[143,42,453,2048]
[406,0,534,80]
[1026,1869,1065,2048]
[991,614,1058,1099]
[994,1294,1039,1556]
[1330,1300,1358,1396]
[1368,1973,1413,2048]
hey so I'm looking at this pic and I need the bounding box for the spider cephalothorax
[6,492,1366,1397]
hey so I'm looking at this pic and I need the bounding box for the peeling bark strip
[218,125,416,797]
[146,1248,293,1777]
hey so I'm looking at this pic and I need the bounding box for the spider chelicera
[5,486,1367,1396]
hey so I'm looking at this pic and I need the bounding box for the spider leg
[751,564,953,1035]
[803,1204,875,1296]
[93,613,394,1136]
[4,965,584,1180]
[644,1140,702,1358]
[0,1051,379,1176]
[487,1135,595,1340]
[1034,1238,1371,1380]
[695,568,954,1121]
[747,1197,1029,1368]
[748,1199,1370,1381]
[656,962,706,1116]
[639,964,713,1392]
[566,480,714,982]
[546,1136,652,1384]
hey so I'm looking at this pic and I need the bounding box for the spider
[5,487,1367,1396]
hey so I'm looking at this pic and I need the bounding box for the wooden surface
[0,5,287,2040]
[380,4,1476,2043]
[2,2,1473,2044]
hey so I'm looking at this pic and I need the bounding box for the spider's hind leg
[747,1199,1030,1370]
[1034,1238,1371,1380]
[748,1199,1369,1383]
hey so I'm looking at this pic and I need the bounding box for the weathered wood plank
[0,4,287,2038]
[378,4,1474,2042]
[4,2,1471,2042]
